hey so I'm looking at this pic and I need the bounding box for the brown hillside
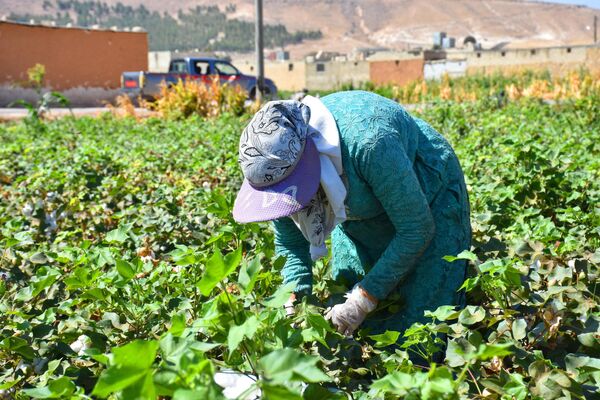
[2,0,599,57]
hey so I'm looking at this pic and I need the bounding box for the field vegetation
[0,73,599,399]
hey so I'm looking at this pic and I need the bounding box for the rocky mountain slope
[2,0,599,55]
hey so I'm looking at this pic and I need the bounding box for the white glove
[325,286,378,336]
[283,293,297,318]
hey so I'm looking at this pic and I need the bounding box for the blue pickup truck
[121,57,278,100]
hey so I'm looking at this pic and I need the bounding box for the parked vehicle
[121,58,277,100]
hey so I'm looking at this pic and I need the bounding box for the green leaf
[173,388,225,400]
[302,384,347,400]
[261,383,303,400]
[424,305,459,322]
[259,348,330,384]
[227,315,260,354]
[92,339,158,398]
[577,332,600,348]
[106,226,129,243]
[473,343,513,360]
[197,247,241,296]
[238,256,262,293]
[112,340,158,369]
[423,367,455,397]
[1,336,35,360]
[301,314,335,346]
[169,313,187,336]
[512,318,527,340]
[92,366,148,398]
[458,306,486,326]
[29,252,48,264]
[121,372,156,400]
[81,288,107,301]
[371,372,424,396]
[263,282,296,308]
[503,373,528,400]
[116,259,135,280]
[22,377,76,399]
[224,246,243,272]
[0,379,21,390]
[369,330,401,347]
[170,245,197,266]
[445,338,475,367]
[443,250,477,263]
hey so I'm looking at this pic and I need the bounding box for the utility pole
[255,0,265,103]
[595,15,598,44]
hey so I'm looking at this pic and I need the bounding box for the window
[316,63,325,72]
[214,62,239,76]
[288,63,294,71]
[530,49,536,55]
[477,52,481,58]
[566,47,572,53]
[194,61,210,75]
[170,60,187,73]
[501,51,506,57]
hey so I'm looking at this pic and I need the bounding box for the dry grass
[151,77,248,120]
[105,94,139,119]
[391,71,600,103]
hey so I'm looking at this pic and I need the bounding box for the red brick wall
[0,21,147,89]
[370,59,424,86]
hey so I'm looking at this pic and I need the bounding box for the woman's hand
[325,286,378,336]
[284,293,297,317]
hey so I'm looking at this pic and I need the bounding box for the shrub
[152,77,248,120]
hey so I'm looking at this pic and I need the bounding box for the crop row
[0,93,598,399]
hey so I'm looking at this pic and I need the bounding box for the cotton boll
[214,371,260,399]
[46,192,57,202]
[22,203,34,217]
[70,335,92,355]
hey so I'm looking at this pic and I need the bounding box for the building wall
[264,62,307,92]
[449,45,595,77]
[464,46,587,68]
[234,60,307,92]
[370,59,424,86]
[424,60,466,80]
[235,60,370,92]
[304,60,370,91]
[148,51,171,72]
[0,21,147,90]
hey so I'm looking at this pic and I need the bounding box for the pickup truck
[121,57,278,100]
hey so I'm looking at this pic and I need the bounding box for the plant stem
[467,367,482,396]
[221,282,258,376]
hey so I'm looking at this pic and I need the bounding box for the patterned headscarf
[238,101,311,187]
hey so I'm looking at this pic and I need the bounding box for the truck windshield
[214,62,239,76]
[170,60,187,73]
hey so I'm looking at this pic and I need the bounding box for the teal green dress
[273,91,471,335]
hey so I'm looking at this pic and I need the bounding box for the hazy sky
[540,0,600,8]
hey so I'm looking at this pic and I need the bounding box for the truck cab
[121,58,277,100]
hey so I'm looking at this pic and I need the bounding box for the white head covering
[290,95,347,260]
